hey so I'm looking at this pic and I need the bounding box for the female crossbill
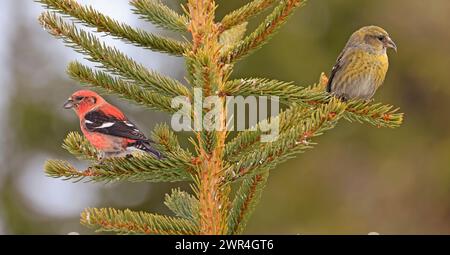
[327,26,397,101]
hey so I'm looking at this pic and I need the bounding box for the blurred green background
[0,0,449,234]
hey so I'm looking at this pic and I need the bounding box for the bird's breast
[369,53,389,88]
[80,124,128,152]
[334,51,389,100]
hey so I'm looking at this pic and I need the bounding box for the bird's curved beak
[385,36,397,52]
[63,98,74,109]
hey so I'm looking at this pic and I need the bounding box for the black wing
[84,110,148,141]
[327,51,345,93]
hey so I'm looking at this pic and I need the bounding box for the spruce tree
[39,0,403,234]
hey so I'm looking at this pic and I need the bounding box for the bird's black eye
[377,35,385,41]
[75,96,84,101]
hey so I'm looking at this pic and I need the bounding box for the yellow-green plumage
[327,26,396,101]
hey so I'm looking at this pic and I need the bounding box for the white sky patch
[16,155,100,218]
[102,183,152,208]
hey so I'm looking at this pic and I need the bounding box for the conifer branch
[227,171,269,234]
[81,208,198,234]
[200,130,218,155]
[38,12,190,98]
[229,99,347,180]
[224,78,404,128]
[45,132,193,183]
[62,132,99,161]
[164,188,199,222]
[220,0,275,32]
[45,155,192,183]
[151,123,192,157]
[186,0,230,235]
[37,0,189,56]
[184,54,221,156]
[343,100,404,128]
[150,124,195,176]
[131,0,190,32]
[44,159,93,182]
[224,78,325,104]
[224,105,313,161]
[221,0,304,63]
[67,62,175,113]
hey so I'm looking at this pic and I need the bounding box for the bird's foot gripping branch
[39,0,403,235]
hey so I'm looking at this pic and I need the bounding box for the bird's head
[64,90,105,115]
[348,26,397,54]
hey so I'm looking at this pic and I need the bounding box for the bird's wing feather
[84,110,147,141]
[327,50,345,92]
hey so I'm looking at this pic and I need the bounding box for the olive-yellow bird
[327,26,397,101]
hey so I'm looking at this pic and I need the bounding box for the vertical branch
[187,0,229,234]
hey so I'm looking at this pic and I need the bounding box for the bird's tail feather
[131,140,162,159]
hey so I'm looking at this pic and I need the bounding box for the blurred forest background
[0,0,449,234]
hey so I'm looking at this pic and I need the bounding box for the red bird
[63,90,161,159]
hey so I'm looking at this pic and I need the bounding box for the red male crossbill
[63,90,161,159]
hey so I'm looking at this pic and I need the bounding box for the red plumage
[64,90,161,159]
